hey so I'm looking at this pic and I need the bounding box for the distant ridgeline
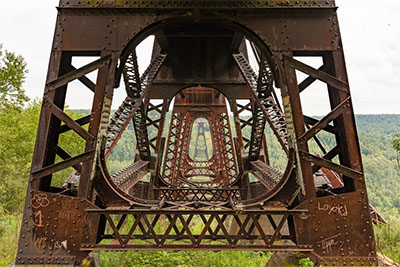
[354,114,400,222]
[72,110,400,221]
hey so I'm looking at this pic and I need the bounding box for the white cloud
[336,0,400,114]
[0,1,56,101]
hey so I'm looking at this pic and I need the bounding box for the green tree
[0,45,33,265]
[393,124,400,168]
[0,44,28,108]
[0,45,31,213]
[0,101,41,212]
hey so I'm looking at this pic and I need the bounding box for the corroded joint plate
[293,191,377,265]
[58,0,336,9]
[16,191,100,266]
[318,256,378,266]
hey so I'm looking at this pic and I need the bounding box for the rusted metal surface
[161,87,238,187]
[105,53,167,159]
[156,187,242,202]
[82,208,312,251]
[233,52,289,156]
[251,160,283,191]
[16,191,99,265]
[58,0,336,9]
[16,0,377,266]
[111,160,149,191]
[314,167,387,225]
[294,191,376,265]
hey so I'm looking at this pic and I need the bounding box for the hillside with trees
[0,46,399,265]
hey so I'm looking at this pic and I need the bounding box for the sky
[0,0,399,114]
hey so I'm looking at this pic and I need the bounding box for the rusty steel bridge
[16,1,379,266]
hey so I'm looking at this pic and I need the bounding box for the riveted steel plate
[59,0,336,9]
[294,191,377,262]
[16,191,99,265]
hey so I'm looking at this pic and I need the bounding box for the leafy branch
[393,125,400,168]
[0,44,29,108]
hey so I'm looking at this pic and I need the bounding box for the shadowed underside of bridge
[16,1,379,266]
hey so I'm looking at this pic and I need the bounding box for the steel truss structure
[161,87,238,187]
[16,1,379,266]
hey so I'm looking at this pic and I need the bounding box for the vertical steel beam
[323,50,364,192]
[280,52,316,199]
[33,52,71,191]
[79,52,119,199]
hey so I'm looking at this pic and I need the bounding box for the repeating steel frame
[16,1,377,266]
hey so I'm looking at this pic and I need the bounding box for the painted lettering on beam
[317,202,348,217]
